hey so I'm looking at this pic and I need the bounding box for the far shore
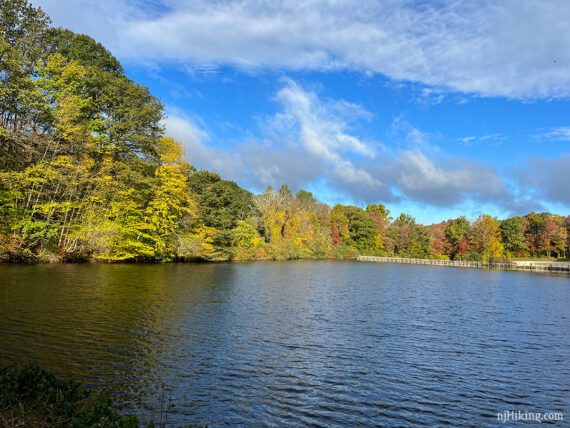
[358,255,570,275]
[2,255,570,276]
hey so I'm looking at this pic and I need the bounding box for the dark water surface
[0,261,569,426]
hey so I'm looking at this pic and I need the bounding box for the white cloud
[457,134,508,146]
[459,136,477,145]
[514,155,570,206]
[163,79,517,209]
[34,0,570,99]
[271,79,378,184]
[163,111,241,176]
[393,150,508,206]
[389,115,440,152]
[537,127,570,142]
[165,79,385,194]
[27,0,570,214]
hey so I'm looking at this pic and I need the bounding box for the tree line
[1,1,569,263]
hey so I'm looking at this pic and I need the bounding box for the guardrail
[357,256,570,274]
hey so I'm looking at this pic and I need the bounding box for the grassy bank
[0,364,199,427]
[0,364,138,427]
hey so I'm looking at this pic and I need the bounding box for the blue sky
[33,0,570,223]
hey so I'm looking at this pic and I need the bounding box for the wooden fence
[357,256,570,274]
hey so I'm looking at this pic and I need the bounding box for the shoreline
[2,256,569,276]
[0,255,352,265]
[358,256,570,275]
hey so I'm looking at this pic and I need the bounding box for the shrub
[0,363,138,427]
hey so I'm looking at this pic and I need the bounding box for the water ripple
[1,262,569,426]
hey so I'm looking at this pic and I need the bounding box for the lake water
[0,261,569,427]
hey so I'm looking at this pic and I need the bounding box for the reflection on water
[0,261,569,426]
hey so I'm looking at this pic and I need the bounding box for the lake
[0,261,569,426]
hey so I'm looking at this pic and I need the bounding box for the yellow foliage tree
[471,214,504,262]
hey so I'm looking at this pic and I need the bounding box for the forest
[1,0,569,264]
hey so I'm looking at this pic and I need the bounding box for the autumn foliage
[1,1,569,263]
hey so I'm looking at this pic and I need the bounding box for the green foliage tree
[343,206,381,254]
[0,0,50,119]
[188,170,254,230]
[500,216,528,258]
[388,213,432,258]
[471,215,504,262]
[46,28,123,75]
[296,189,317,210]
[524,212,548,256]
[445,216,471,260]
[232,220,267,260]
